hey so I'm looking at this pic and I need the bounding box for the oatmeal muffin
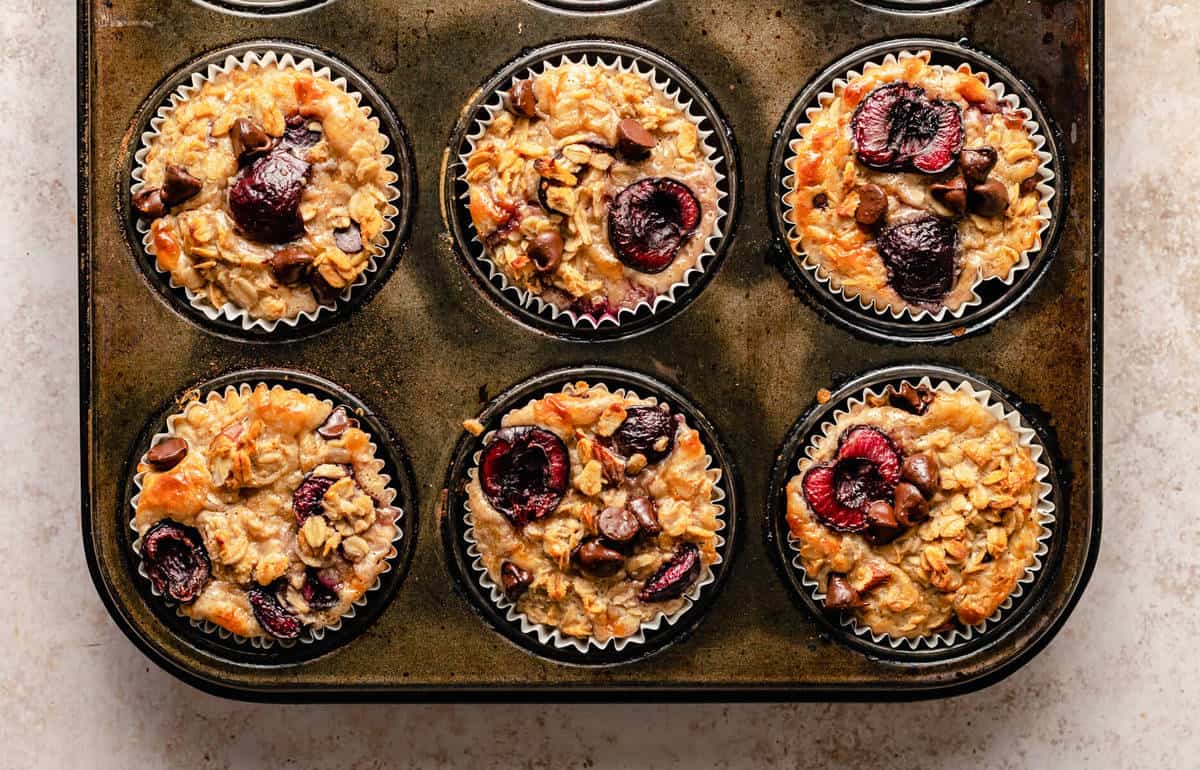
[463,382,723,643]
[133,384,399,641]
[784,383,1045,639]
[464,61,721,318]
[784,51,1047,315]
[133,62,395,323]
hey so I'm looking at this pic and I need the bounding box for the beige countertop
[1,0,1190,766]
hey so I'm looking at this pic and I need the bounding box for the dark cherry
[612,405,676,465]
[528,230,564,273]
[479,426,570,526]
[278,113,322,156]
[228,151,310,243]
[968,178,1010,217]
[802,426,901,533]
[248,582,302,640]
[608,178,701,274]
[930,177,968,215]
[300,568,339,611]
[292,471,341,524]
[851,82,963,174]
[854,183,888,227]
[141,519,210,603]
[638,542,701,602]
[875,214,959,303]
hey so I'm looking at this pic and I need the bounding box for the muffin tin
[80,0,1101,699]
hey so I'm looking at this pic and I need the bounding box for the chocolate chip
[508,79,537,118]
[968,178,1010,217]
[318,407,354,439]
[854,183,888,226]
[887,383,934,415]
[930,177,968,215]
[162,164,202,207]
[865,500,903,544]
[334,221,363,254]
[1020,174,1040,196]
[824,574,860,610]
[268,247,313,285]
[574,539,625,577]
[598,506,640,546]
[500,561,533,601]
[231,117,273,164]
[627,496,661,537]
[616,118,656,158]
[527,230,563,273]
[893,482,930,526]
[811,191,829,209]
[311,273,341,305]
[147,437,188,471]
[959,146,998,185]
[901,452,939,498]
[132,187,166,219]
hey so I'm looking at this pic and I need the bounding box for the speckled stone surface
[0,0,1190,766]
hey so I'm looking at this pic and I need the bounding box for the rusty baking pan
[80,0,1101,700]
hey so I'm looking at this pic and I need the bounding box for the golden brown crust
[784,387,1043,639]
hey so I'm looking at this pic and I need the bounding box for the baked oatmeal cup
[462,381,725,650]
[783,378,1054,646]
[132,383,402,645]
[461,55,725,325]
[782,49,1053,319]
[131,50,400,330]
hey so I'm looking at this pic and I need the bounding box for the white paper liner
[785,376,1056,650]
[455,51,729,331]
[781,49,1057,323]
[131,49,403,333]
[462,382,728,654]
[129,383,404,650]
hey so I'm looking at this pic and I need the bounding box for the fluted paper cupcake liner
[455,48,729,332]
[785,376,1056,650]
[129,382,404,650]
[462,382,727,655]
[781,48,1056,323]
[130,48,402,334]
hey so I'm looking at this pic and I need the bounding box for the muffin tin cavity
[526,0,656,12]
[441,366,740,666]
[766,364,1067,664]
[767,37,1067,343]
[122,369,419,666]
[851,0,985,13]
[442,38,740,342]
[188,0,335,16]
[122,41,417,343]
